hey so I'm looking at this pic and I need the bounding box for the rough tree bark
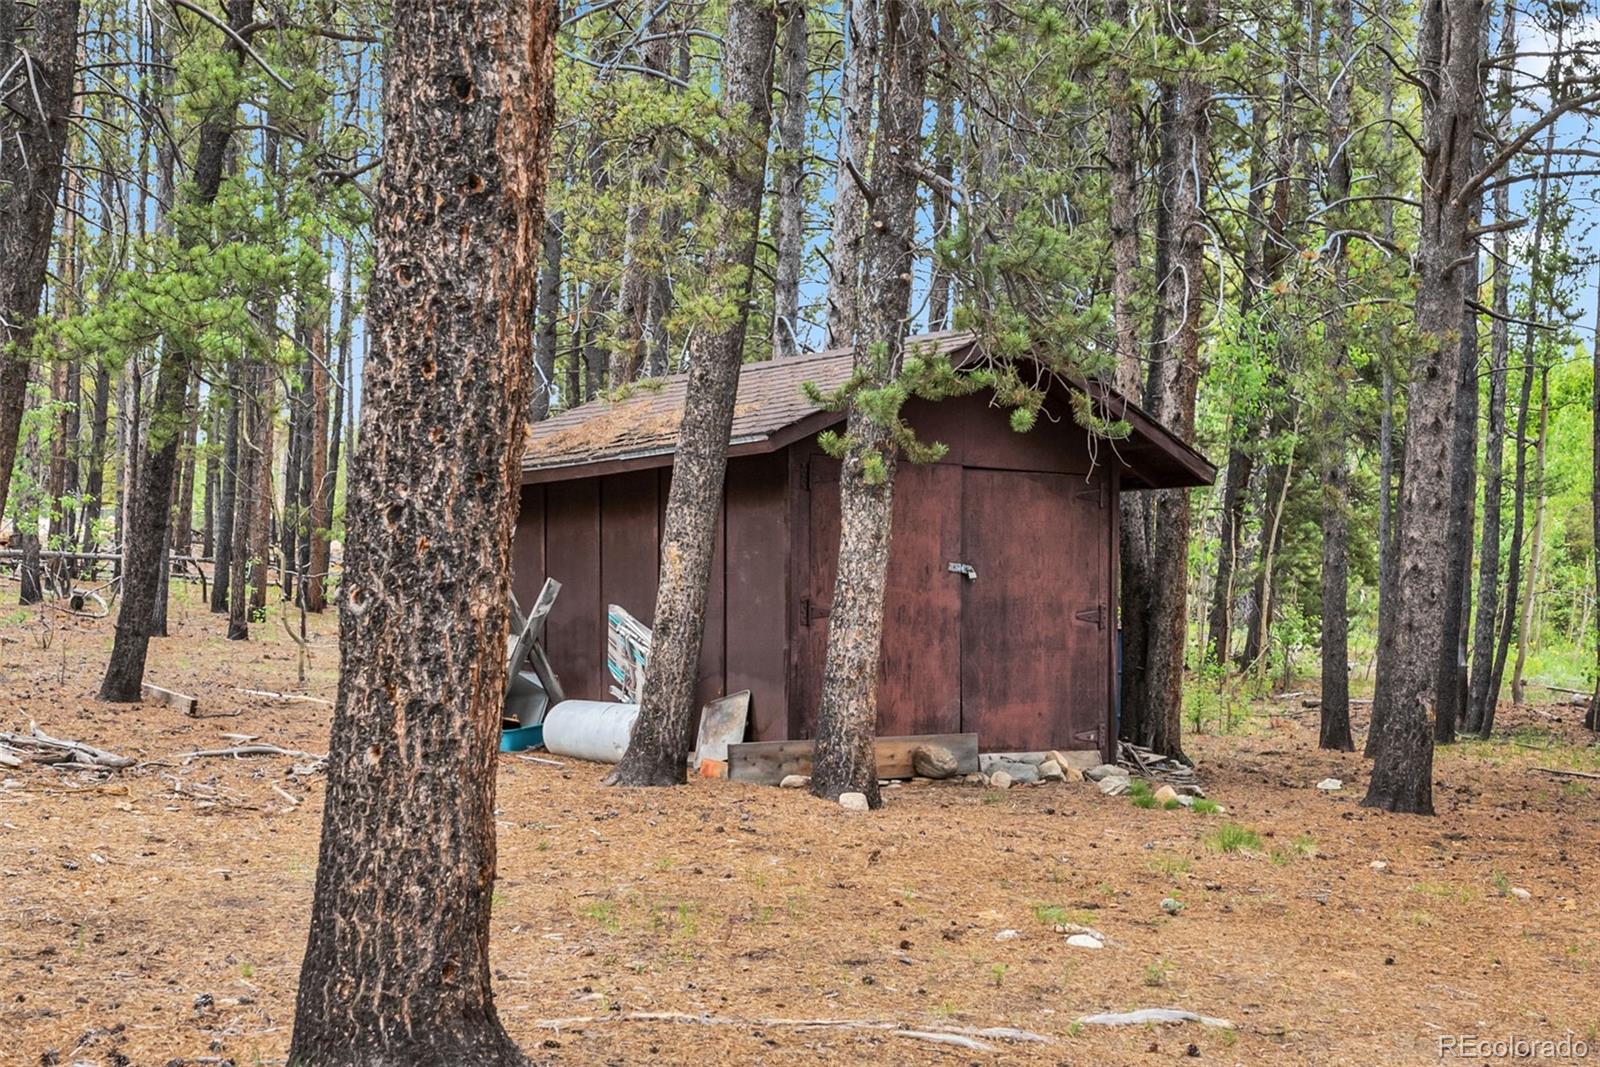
[0,0,80,527]
[1136,0,1215,762]
[287,0,555,1060]
[533,215,561,419]
[772,0,809,359]
[1467,0,1516,735]
[1364,0,1482,815]
[824,0,877,348]
[210,359,241,614]
[1485,125,1555,735]
[607,0,780,787]
[809,0,930,805]
[1106,0,1150,731]
[304,320,331,612]
[1317,0,1354,751]
[227,359,264,641]
[100,0,250,702]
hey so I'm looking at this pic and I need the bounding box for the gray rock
[1002,761,1040,785]
[994,928,1020,941]
[1160,897,1184,915]
[839,792,869,811]
[779,774,810,789]
[988,770,1013,791]
[1076,1008,1233,1029]
[912,744,959,779]
[963,773,986,785]
[1097,776,1132,796]
[1085,763,1123,782]
[1038,760,1065,782]
[1065,933,1104,950]
[1316,777,1342,792]
[1510,887,1532,901]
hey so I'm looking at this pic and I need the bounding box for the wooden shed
[513,332,1215,759]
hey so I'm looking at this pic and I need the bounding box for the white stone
[1085,764,1122,782]
[1510,887,1532,901]
[779,774,810,789]
[1316,778,1343,791]
[994,929,1020,941]
[1097,776,1131,796]
[1370,860,1388,872]
[1066,933,1104,950]
[839,792,869,812]
[1038,760,1065,782]
[989,771,1013,791]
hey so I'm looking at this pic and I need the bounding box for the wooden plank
[728,733,979,785]
[143,683,198,716]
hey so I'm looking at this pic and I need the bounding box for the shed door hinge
[1075,603,1107,630]
[803,597,831,626]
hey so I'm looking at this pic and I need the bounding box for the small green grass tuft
[1205,823,1263,854]
[1190,798,1221,815]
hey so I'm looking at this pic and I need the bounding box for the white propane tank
[541,700,641,763]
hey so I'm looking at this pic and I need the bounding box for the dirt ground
[3,588,1599,1066]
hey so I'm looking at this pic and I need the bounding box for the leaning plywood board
[694,690,751,772]
[728,733,979,785]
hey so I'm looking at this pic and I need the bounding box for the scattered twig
[180,743,326,763]
[1531,767,1600,782]
[518,755,566,768]
[235,688,333,706]
[0,724,134,769]
[271,783,302,807]
[529,1011,1054,1048]
[1075,1008,1234,1029]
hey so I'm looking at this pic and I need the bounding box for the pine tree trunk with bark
[1364,0,1482,815]
[810,0,929,806]
[305,320,331,613]
[607,0,780,788]
[824,0,877,348]
[0,0,79,527]
[772,0,809,359]
[533,215,562,419]
[288,0,555,1060]
[211,360,240,613]
[1137,0,1214,761]
[1317,0,1354,751]
[100,0,250,701]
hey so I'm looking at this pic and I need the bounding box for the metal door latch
[947,562,978,581]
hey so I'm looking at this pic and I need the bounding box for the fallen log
[0,725,135,769]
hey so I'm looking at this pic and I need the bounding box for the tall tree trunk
[305,319,331,613]
[1364,0,1482,815]
[211,360,241,613]
[1590,266,1600,731]
[202,400,218,560]
[1510,364,1549,705]
[227,361,264,640]
[809,0,929,805]
[1318,0,1354,751]
[608,0,780,788]
[79,362,110,557]
[1485,128,1556,734]
[925,65,953,333]
[0,0,80,527]
[533,215,561,418]
[100,0,252,702]
[249,374,274,611]
[289,0,554,1058]
[824,0,877,348]
[1138,0,1215,761]
[1467,0,1516,734]
[772,0,809,359]
[1106,0,1149,736]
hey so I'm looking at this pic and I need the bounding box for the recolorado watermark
[1438,1034,1592,1059]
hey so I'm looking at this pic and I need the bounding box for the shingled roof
[522,331,1215,490]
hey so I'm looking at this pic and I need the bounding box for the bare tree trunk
[925,67,953,332]
[100,0,251,702]
[532,215,561,418]
[772,0,809,359]
[249,374,274,612]
[608,0,780,788]
[1106,0,1149,734]
[1510,364,1549,705]
[1317,0,1354,751]
[80,362,110,557]
[305,320,331,612]
[1138,0,1215,761]
[289,0,554,1058]
[1364,0,1482,816]
[210,360,240,613]
[1590,266,1600,731]
[1467,0,1516,735]
[0,0,79,527]
[824,0,877,348]
[1485,128,1556,734]
[228,360,264,641]
[810,0,929,805]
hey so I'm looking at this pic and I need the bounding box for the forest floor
[3,588,1599,1066]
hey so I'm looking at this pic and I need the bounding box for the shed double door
[801,458,1108,753]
